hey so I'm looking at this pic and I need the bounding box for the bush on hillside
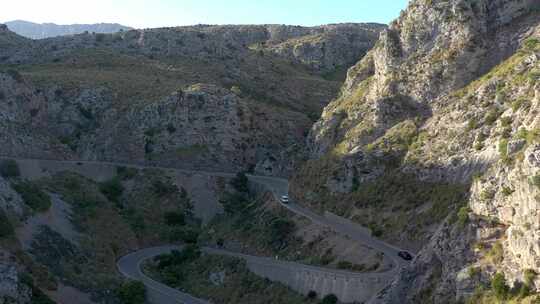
[491,272,509,300]
[99,177,124,203]
[12,181,52,212]
[151,179,178,197]
[320,294,338,304]
[457,206,470,227]
[164,211,186,226]
[0,210,14,238]
[116,166,138,180]
[117,280,146,304]
[230,171,249,193]
[0,160,20,178]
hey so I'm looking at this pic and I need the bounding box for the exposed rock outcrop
[0,23,385,73]
[292,0,540,302]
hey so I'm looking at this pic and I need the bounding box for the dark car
[398,251,413,261]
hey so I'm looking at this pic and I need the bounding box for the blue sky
[2,0,409,28]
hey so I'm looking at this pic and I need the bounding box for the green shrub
[95,33,107,43]
[169,227,200,244]
[164,211,185,226]
[269,218,296,246]
[532,174,540,190]
[230,171,249,193]
[457,206,470,227]
[12,181,52,212]
[0,210,13,238]
[487,242,504,264]
[337,261,353,269]
[480,189,495,201]
[20,273,55,304]
[220,192,250,215]
[512,98,527,112]
[151,179,178,197]
[500,116,512,128]
[307,290,317,300]
[155,245,201,270]
[468,266,480,278]
[320,294,338,304]
[166,123,176,133]
[524,38,540,51]
[99,177,124,203]
[467,118,479,131]
[524,269,536,287]
[491,272,509,300]
[116,166,138,180]
[485,108,501,125]
[498,139,508,159]
[0,160,20,178]
[501,186,514,196]
[117,280,146,304]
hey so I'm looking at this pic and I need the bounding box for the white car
[280,195,289,204]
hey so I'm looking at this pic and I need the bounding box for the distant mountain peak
[4,20,132,39]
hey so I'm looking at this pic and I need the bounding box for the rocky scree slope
[0,23,384,176]
[291,0,540,302]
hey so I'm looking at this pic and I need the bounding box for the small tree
[164,211,185,226]
[118,281,146,304]
[307,290,317,300]
[99,177,124,203]
[320,294,338,304]
[0,160,20,178]
[457,206,470,227]
[0,210,13,238]
[230,171,249,193]
[491,272,509,300]
[12,181,52,212]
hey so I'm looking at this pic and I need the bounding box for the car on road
[398,251,413,261]
[280,195,289,204]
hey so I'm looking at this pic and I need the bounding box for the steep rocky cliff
[291,0,540,302]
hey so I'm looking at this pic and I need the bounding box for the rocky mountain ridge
[5,20,132,39]
[0,22,385,176]
[1,23,385,72]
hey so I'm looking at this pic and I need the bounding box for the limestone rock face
[292,0,540,302]
[264,23,385,72]
[0,73,73,160]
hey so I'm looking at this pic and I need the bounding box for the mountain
[0,21,388,303]
[2,0,539,303]
[291,0,540,302]
[5,20,132,39]
[0,22,385,176]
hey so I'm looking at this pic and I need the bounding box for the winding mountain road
[2,157,410,303]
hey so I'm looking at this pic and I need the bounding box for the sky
[1,0,409,29]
